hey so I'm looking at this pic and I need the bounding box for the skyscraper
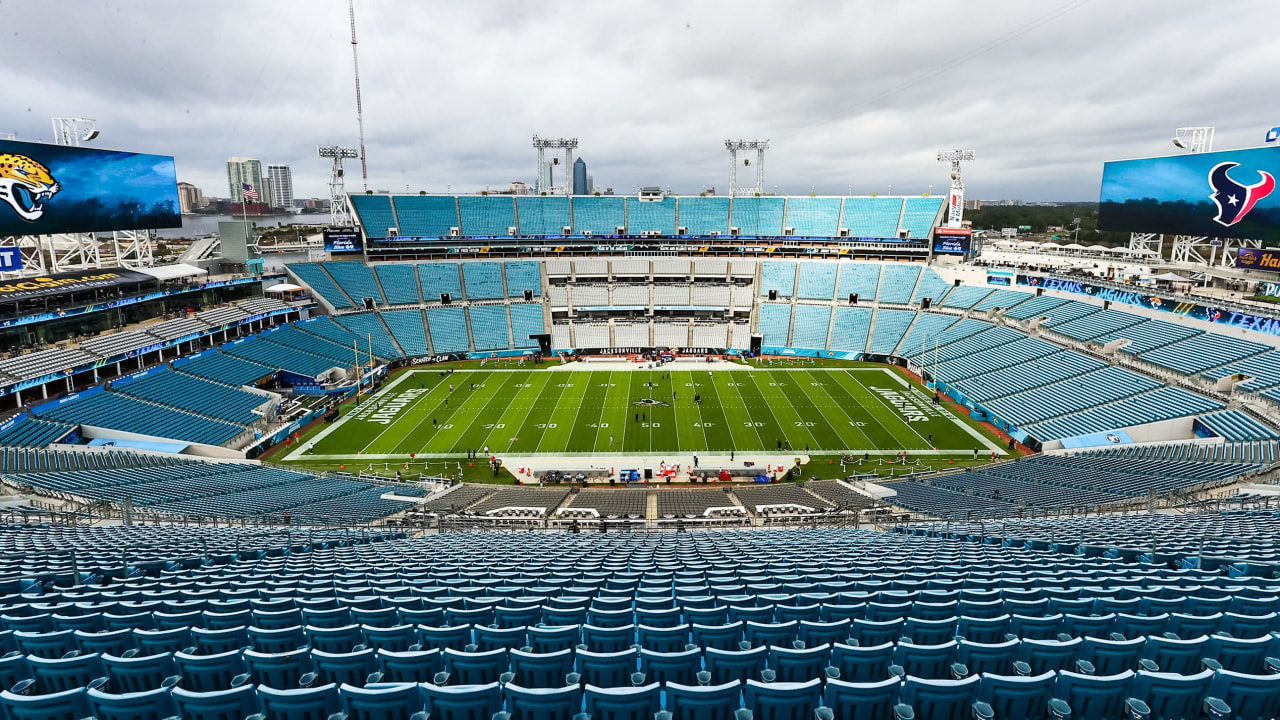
[267,164,294,209]
[226,157,264,202]
[176,182,204,213]
[572,158,588,195]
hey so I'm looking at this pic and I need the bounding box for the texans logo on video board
[1209,161,1275,228]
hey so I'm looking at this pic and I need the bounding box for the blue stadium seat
[500,682,581,720]
[1079,636,1145,676]
[509,649,576,689]
[362,625,420,653]
[255,683,342,720]
[769,643,831,683]
[955,639,1019,677]
[1127,669,1214,720]
[743,678,824,720]
[705,646,767,684]
[101,651,179,693]
[893,641,960,680]
[1205,668,1280,720]
[375,649,442,684]
[307,624,364,654]
[1050,669,1135,720]
[528,626,580,655]
[421,681,502,720]
[0,686,94,720]
[639,647,701,686]
[665,680,745,720]
[21,652,107,694]
[830,643,894,683]
[134,628,192,657]
[581,683,662,720]
[312,648,382,687]
[419,626,474,653]
[638,624,691,653]
[976,671,1064,720]
[170,684,262,720]
[243,648,316,690]
[173,649,250,692]
[337,681,426,720]
[581,625,634,653]
[898,675,980,720]
[441,648,509,686]
[85,686,178,720]
[822,676,903,720]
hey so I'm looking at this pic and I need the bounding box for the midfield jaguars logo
[633,398,670,407]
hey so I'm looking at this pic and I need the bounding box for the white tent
[1129,247,1157,256]
[1103,245,1130,254]
[991,239,1016,247]
[1149,272,1189,282]
[1040,242,1062,249]
[136,263,206,281]
[1061,243,1086,250]
[1016,241,1041,249]
[266,283,305,292]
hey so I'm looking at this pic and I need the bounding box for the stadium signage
[576,347,727,355]
[324,228,363,254]
[409,354,465,365]
[356,388,434,425]
[0,247,22,271]
[1236,248,1280,271]
[1019,274,1280,338]
[0,139,181,236]
[1223,311,1280,335]
[932,227,972,255]
[0,267,154,302]
[1098,146,1280,242]
[872,387,930,423]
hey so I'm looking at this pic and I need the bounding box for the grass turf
[302,365,998,458]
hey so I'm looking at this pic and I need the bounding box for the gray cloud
[3,0,1277,202]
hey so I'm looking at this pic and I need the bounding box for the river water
[157,214,327,239]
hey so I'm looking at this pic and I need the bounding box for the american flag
[242,183,259,201]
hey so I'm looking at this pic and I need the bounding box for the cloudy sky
[5,0,1278,202]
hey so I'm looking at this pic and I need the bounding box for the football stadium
[3,4,1280,719]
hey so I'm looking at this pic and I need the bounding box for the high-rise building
[226,157,264,203]
[267,164,294,209]
[176,182,204,213]
[572,158,588,195]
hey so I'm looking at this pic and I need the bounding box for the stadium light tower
[51,117,99,146]
[725,139,769,196]
[532,135,578,195]
[1172,127,1214,153]
[319,145,360,228]
[1164,126,1235,266]
[937,149,975,228]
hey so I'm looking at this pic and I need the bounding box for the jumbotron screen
[0,139,181,236]
[1098,146,1280,242]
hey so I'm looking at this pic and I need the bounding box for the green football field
[301,366,999,459]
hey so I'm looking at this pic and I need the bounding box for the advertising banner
[1098,146,1280,241]
[932,227,972,255]
[1019,274,1280,336]
[0,267,155,303]
[0,247,22,272]
[0,139,180,235]
[324,227,363,254]
[1236,248,1280,272]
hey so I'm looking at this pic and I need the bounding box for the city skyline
[5,2,1277,203]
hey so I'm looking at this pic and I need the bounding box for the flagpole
[240,186,249,237]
